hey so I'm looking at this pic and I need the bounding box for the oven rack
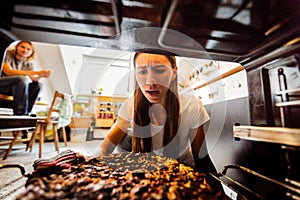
[276,100,300,107]
[275,68,300,127]
[275,88,300,96]
[275,87,300,107]
[229,124,300,199]
[233,125,300,147]
[210,164,300,200]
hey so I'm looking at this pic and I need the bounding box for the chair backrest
[45,90,73,128]
[45,91,65,122]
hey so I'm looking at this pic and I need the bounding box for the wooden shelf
[99,105,115,109]
[97,95,127,102]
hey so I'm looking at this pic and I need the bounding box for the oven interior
[0,0,300,199]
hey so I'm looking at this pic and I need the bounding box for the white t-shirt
[117,93,210,167]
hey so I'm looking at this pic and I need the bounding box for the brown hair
[132,51,180,158]
[8,40,36,61]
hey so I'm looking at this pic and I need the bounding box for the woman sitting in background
[0,40,51,116]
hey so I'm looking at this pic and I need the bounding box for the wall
[33,42,132,106]
[58,44,94,95]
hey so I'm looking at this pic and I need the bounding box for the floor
[0,128,108,200]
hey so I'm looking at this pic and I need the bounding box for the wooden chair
[0,116,37,160]
[0,94,14,112]
[0,94,14,101]
[28,91,72,158]
[0,93,48,107]
[0,94,44,160]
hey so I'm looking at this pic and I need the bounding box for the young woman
[100,50,217,173]
[0,40,51,116]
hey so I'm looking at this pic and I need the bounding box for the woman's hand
[39,69,51,78]
[28,69,51,81]
[28,74,41,81]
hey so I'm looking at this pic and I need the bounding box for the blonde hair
[7,41,36,61]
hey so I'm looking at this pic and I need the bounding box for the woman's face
[16,42,33,59]
[135,53,177,105]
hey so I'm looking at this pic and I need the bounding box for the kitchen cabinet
[95,96,127,128]
[96,103,114,128]
[71,94,127,128]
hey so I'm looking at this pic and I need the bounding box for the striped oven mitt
[33,149,86,171]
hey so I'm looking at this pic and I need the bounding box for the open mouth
[146,90,160,97]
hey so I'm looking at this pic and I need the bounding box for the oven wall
[247,53,300,128]
[269,65,300,128]
[204,97,251,172]
[204,92,289,199]
[204,97,286,177]
[203,54,300,198]
[247,68,270,126]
